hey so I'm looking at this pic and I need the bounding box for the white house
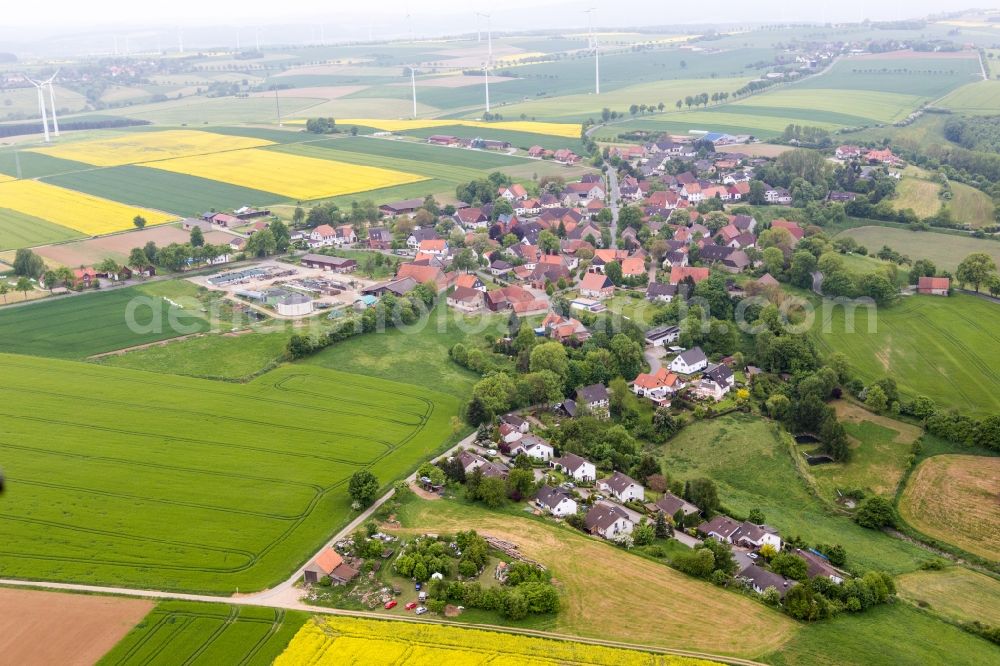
[698,515,782,551]
[550,453,596,482]
[694,363,735,401]
[498,422,524,445]
[535,485,578,517]
[584,503,633,539]
[510,434,554,461]
[308,224,337,248]
[598,471,644,503]
[669,347,708,374]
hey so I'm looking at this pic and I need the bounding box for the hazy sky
[0,0,988,29]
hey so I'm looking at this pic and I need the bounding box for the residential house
[917,276,949,296]
[646,282,678,302]
[621,256,646,279]
[508,434,554,461]
[694,363,735,401]
[455,208,488,229]
[591,248,629,273]
[309,224,337,248]
[644,324,680,347]
[418,239,449,258]
[456,451,509,479]
[379,198,426,217]
[653,492,700,518]
[498,184,528,201]
[485,284,535,312]
[865,148,901,166]
[698,515,782,550]
[740,564,796,598]
[406,228,439,250]
[498,422,524,445]
[669,347,708,374]
[396,263,449,291]
[550,453,596,482]
[553,148,581,164]
[681,182,703,203]
[631,367,680,401]
[362,277,418,297]
[794,549,845,584]
[827,190,858,203]
[669,266,710,285]
[770,219,804,243]
[575,383,610,417]
[447,285,484,312]
[732,214,757,233]
[72,267,99,289]
[528,145,545,158]
[490,259,512,277]
[579,272,615,299]
[540,312,591,344]
[584,504,633,539]
[454,274,486,292]
[515,198,541,216]
[764,186,792,205]
[835,145,863,160]
[368,227,393,250]
[598,471,644,503]
[535,485,578,517]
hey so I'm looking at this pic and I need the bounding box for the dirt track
[0,588,152,666]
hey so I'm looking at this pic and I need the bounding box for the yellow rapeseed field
[141,147,427,201]
[28,129,274,167]
[275,617,722,666]
[0,179,175,235]
[331,118,583,139]
[0,173,15,183]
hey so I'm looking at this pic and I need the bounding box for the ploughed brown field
[0,588,152,666]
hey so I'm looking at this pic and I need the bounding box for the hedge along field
[0,180,176,236]
[141,147,428,201]
[276,616,721,666]
[0,355,462,592]
[0,282,210,359]
[810,293,1000,418]
[27,129,274,167]
[43,166,287,217]
[0,207,82,251]
[98,601,309,666]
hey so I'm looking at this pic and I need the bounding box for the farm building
[302,547,343,584]
[301,254,356,273]
[917,276,950,296]
[275,293,314,317]
[379,198,425,217]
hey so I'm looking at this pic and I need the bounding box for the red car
[384,600,398,610]
[405,601,418,610]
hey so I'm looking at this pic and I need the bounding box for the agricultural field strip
[101,604,289,666]
[0,179,177,236]
[138,147,428,201]
[26,129,276,167]
[0,357,436,576]
[301,118,583,138]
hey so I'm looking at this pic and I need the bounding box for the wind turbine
[585,8,599,94]
[409,66,418,118]
[483,64,490,114]
[45,71,60,137]
[24,76,51,142]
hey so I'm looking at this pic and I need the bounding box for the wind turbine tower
[45,71,60,137]
[483,65,490,113]
[409,66,418,118]
[25,76,50,142]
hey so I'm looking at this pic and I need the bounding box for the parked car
[415,582,421,591]
[384,600,397,609]
[415,606,428,615]
[486,449,498,457]
[405,601,418,610]
[748,553,759,560]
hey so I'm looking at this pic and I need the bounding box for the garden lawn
[896,566,1000,626]
[834,226,1000,273]
[764,603,997,666]
[0,207,82,251]
[810,293,1000,418]
[391,497,797,659]
[303,301,504,398]
[659,415,935,573]
[898,454,1000,561]
[98,601,308,666]
[0,281,210,359]
[0,355,462,592]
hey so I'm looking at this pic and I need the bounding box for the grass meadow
[659,415,935,574]
[98,601,308,666]
[896,566,1000,627]
[0,282,210,359]
[834,226,1000,273]
[0,355,462,592]
[810,293,1000,418]
[898,454,1000,561]
[763,602,997,666]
